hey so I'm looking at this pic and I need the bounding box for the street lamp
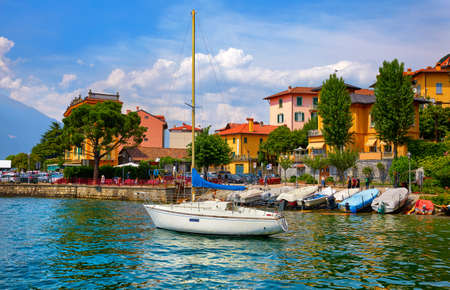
[407,152,411,193]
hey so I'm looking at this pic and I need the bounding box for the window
[417,85,421,96]
[77,147,82,156]
[66,150,70,159]
[107,152,111,160]
[384,145,392,152]
[294,112,304,122]
[279,98,283,108]
[259,138,263,144]
[369,145,377,153]
[313,97,318,105]
[233,138,236,144]
[277,113,284,123]
[369,113,375,128]
[436,83,443,94]
[296,96,303,106]
[244,137,247,144]
[144,138,148,141]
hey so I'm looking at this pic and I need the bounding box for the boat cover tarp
[338,188,379,213]
[371,188,409,213]
[192,168,245,191]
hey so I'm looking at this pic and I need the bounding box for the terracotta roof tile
[217,122,278,136]
[264,87,317,100]
[354,89,374,95]
[123,146,188,161]
[169,123,201,132]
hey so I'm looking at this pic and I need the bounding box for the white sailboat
[143,10,288,236]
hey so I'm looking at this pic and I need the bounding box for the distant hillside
[0,94,58,159]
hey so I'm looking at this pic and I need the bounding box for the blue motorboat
[338,188,379,213]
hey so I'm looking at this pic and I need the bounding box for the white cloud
[0,36,14,72]
[8,134,16,139]
[59,73,77,87]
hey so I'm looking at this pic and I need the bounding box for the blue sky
[0,0,449,130]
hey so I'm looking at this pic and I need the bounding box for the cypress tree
[372,59,415,159]
[318,74,353,151]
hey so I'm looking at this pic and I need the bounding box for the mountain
[0,94,58,159]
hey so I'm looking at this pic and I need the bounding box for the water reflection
[0,197,449,288]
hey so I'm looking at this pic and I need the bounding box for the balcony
[232,155,253,162]
[359,152,394,160]
[308,129,322,137]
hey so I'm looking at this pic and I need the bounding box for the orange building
[125,107,167,148]
[216,118,278,174]
[63,90,123,167]
[405,54,450,107]
[307,85,429,160]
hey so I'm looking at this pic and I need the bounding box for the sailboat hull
[144,204,288,236]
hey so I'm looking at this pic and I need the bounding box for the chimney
[247,118,254,132]
[126,109,131,114]
[136,106,140,111]
[407,68,412,72]
[260,121,263,126]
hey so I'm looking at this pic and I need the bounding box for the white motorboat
[334,188,360,202]
[276,185,318,203]
[261,186,293,201]
[238,188,264,204]
[144,201,288,236]
[371,187,409,213]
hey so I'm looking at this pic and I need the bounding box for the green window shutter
[279,98,283,108]
[297,97,302,106]
[313,97,318,105]
[302,112,305,122]
[294,112,298,122]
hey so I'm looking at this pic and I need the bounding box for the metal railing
[308,129,322,137]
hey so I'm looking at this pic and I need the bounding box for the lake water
[0,197,449,289]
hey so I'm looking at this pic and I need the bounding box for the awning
[296,164,305,168]
[115,162,139,168]
[307,142,325,150]
[380,140,389,146]
[365,138,377,147]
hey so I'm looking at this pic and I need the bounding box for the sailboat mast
[191,9,196,202]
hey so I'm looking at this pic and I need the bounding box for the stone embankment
[0,183,191,202]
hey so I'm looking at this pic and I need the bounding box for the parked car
[1,172,17,183]
[258,174,281,185]
[228,174,244,184]
[50,172,63,183]
[37,172,50,183]
[240,173,258,184]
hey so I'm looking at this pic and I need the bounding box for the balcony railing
[308,129,322,137]
[232,155,253,162]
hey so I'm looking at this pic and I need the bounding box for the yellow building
[405,54,450,107]
[307,86,429,161]
[216,118,278,174]
[63,90,122,167]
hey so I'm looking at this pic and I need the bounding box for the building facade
[169,123,201,149]
[405,54,450,107]
[216,118,278,174]
[307,85,429,160]
[264,86,319,130]
[63,90,122,167]
[126,107,167,148]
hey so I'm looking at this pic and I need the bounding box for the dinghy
[371,188,409,213]
[338,188,379,213]
[334,188,360,202]
[300,187,336,208]
[238,188,264,205]
[276,186,318,203]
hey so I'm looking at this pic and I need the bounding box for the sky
[0,0,449,130]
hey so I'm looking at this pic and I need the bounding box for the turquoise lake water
[0,197,449,289]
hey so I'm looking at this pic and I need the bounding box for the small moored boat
[371,187,409,213]
[334,188,360,202]
[338,188,379,213]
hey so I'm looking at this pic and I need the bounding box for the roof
[350,93,430,105]
[64,90,122,117]
[215,123,241,132]
[217,122,278,136]
[136,109,167,129]
[311,83,361,92]
[169,123,201,132]
[264,87,318,100]
[437,53,450,68]
[121,146,188,161]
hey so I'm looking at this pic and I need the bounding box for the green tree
[327,149,358,183]
[372,59,415,160]
[261,126,292,157]
[389,156,417,186]
[61,101,146,181]
[279,156,293,183]
[7,153,40,171]
[187,127,231,174]
[303,155,328,183]
[419,105,450,141]
[32,122,64,162]
[362,166,373,179]
[318,74,353,151]
[377,162,386,183]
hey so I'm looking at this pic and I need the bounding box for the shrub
[325,176,334,184]
[289,175,297,183]
[389,156,417,185]
[298,173,313,181]
[305,175,317,184]
[407,139,449,159]
[362,166,373,178]
[63,166,93,178]
[99,165,115,179]
[433,165,450,187]
[430,193,450,205]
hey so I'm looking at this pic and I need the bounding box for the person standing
[347,176,352,189]
[365,176,370,189]
[321,176,326,188]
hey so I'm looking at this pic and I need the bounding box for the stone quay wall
[0,183,192,203]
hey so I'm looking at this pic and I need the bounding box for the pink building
[126,106,167,148]
[264,86,319,130]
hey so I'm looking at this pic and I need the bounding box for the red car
[258,176,281,185]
